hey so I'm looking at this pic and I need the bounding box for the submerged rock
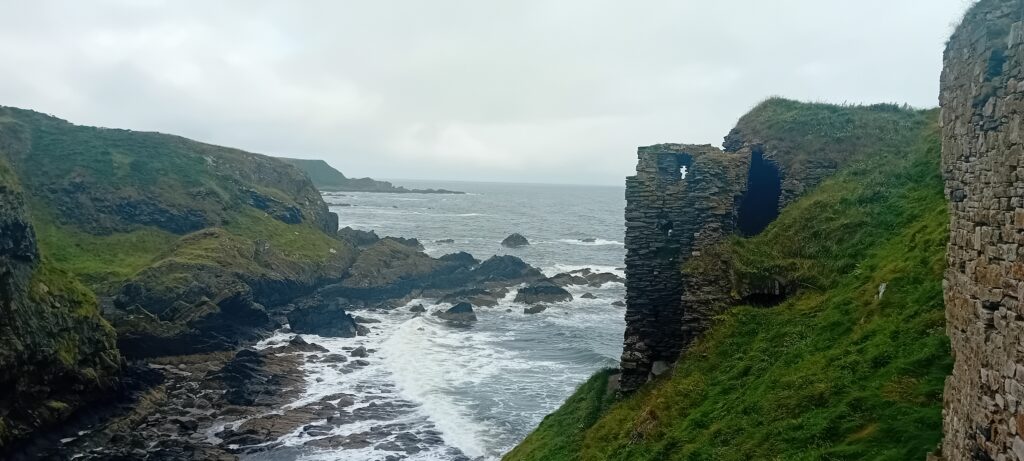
[287,303,359,337]
[409,304,426,313]
[524,305,547,315]
[515,283,573,304]
[436,302,478,323]
[440,287,506,307]
[581,293,597,299]
[435,238,455,244]
[501,233,530,248]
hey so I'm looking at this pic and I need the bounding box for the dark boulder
[515,283,573,304]
[351,346,368,358]
[440,287,505,307]
[436,302,477,323]
[435,239,455,244]
[611,300,626,307]
[409,304,426,313]
[383,236,424,250]
[581,293,597,299]
[338,226,379,248]
[438,251,478,266]
[501,233,530,248]
[287,303,359,337]
[524,305,547,314]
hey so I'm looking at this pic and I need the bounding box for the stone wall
[938,0,1024,459]
[619,144,747,392]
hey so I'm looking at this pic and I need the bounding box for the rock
[580,238,597,243]
[581,293,597,299]
[382,236,424,250]
[288,335,329,353]
[501,233,530,248]
[514,283,573,304]
[438,251,478,266]
[435,239,455,244]
[338,226,379,247]
[524,305,547,314]
[287,303,359,337]
[351,346,369,358]
[586,272,625,286]
[354,316,381,324]
[409,304,426,313]
[611,301,626,307]
[321,354,348,363]
[356,325,371,336]
[436,302,478,323]
[440,288,503,307]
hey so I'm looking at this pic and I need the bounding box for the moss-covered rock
[0,158,121,450]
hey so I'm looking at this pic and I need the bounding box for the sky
[0,0,973,186]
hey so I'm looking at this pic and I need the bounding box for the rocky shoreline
[8,252,624,460]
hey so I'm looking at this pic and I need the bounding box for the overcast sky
[0,0,972,186]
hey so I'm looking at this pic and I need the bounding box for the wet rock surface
[287,302,360,337]
[435,302,478,323]
[501,233,530,248]
[514,283,573,304]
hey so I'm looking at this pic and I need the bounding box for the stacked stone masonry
[619,144,748,392]
[939,0,1024,459]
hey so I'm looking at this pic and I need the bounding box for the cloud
[0,0,972,185]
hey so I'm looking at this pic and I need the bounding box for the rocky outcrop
[619,144,748,392]
[0,162,121,450]
[319,245,543,304]
[936,1,1024,459]
[287,303,360,338]
[338,226,380,248]
[435,302,477,323]
[501,233,530,248]
[514,283,573,304]
[279,158,464,194]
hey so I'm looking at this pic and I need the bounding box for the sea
[248,180,626,461]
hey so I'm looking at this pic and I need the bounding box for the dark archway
[736,149,781,236]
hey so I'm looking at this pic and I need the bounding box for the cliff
[0,158,121,448]
[935,0,1024,458]
[0,105,366,450]
[278,157,464,194]
[506,100,951,460]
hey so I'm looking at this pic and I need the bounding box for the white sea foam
[556,238,624,246]
[543,263,625,278]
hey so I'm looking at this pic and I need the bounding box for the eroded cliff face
[938,0,1024,458]
[0,161,120,449]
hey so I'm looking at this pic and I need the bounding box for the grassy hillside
[506,109,950,460]
[0,106,358,360]
[0,107,353,288]
[280,156,463,193]
[279,158,348,185]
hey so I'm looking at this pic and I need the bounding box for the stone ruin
[618,144,749,392]
[618,128,853,392]
[936,0,1024,459]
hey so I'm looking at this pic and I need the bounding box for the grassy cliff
[0,106,357,360]
[506,104,950,460]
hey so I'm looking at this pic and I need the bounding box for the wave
[556,238,624,246]
[379,315,497,458]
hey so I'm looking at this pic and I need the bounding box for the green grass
[30,206,176,287]
[506,109,950,461]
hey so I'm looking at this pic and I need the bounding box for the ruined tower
[619,144,748,392]
[938,0,1024,458]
